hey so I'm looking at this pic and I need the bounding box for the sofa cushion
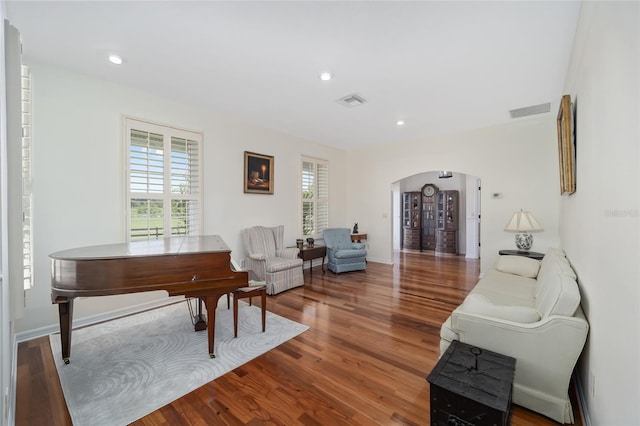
[495,255,541,278]
[546,247,566,258]
[470,270,536,307]
[265,257,303,273]
[535,273,581,318]
[462,293,541,323]
[536,253,576,298]
[323,228,354,249]
[333,248,367,259]
[558,260,577,280]
[247,226,277,257]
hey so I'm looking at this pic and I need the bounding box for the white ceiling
[5,1,581,151]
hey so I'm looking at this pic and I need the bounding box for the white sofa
[440,248,588,424]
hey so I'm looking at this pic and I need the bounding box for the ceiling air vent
[337,93,367,108]
[509,102,551,119]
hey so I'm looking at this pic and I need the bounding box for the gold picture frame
[244,151,274,194]
[557,94,576,195]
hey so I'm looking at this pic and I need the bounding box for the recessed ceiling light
[108,54,123,65]
[319,72,332,81]
[396,120,405,126]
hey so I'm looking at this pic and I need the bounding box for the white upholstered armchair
[241,225,304,295]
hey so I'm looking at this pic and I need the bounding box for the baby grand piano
[50,235,249,364]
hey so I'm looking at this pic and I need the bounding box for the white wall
[16,62,347,334]
[465,174,481,259]
[346,117,561,272]
[561,2,639,424]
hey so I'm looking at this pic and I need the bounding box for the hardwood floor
[16,252,582,425]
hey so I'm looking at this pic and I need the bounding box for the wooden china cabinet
[401,191,421,250]
[402,187,459,254]
[436,190,459,255]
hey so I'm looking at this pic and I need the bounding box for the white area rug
[49,299,308,426]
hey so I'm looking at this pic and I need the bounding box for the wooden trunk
[427,340,516,426]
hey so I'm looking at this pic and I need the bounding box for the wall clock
[422,184,438,197]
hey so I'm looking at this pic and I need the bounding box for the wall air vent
[509,102,551,118]
[337,93,367,108]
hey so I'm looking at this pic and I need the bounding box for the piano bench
[231,287,267,338]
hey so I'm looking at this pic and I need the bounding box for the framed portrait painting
[244,151,274,194]
[557,94,576,195]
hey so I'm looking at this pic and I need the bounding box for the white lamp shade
[504,210,543,232]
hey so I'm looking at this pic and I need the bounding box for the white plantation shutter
[170,136,200,236]
[301,156,329,238]
[130,129,164,194]
[170,137,200,194]
[316,162,329,235]
[302,161,314,235]
[22,65,33,289]
[126,118,202,241]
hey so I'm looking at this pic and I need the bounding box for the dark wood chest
[427,340,516,426]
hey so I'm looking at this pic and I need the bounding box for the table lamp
[504,210,543,251]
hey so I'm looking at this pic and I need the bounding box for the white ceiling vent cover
[509,102,551,118]
[337,93,367,108]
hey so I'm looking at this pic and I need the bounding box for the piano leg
[202,295,222,358]
[57,298,74,364]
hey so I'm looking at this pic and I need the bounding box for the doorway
[392,171,481,259]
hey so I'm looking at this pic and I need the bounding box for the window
[301,156,329,238]
[22,65,33,290]
[125,118,202,241]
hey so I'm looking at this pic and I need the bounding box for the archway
[391,171,481,259]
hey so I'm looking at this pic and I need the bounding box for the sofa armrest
[351,242,366,250]
[276,247,299,259]
[326,247,337,262]
[451,306,588,399]
[245,256,267,280]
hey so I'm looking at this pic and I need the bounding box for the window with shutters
[125,118,202,241]
[301,156,329,238]
[22,65,33,290]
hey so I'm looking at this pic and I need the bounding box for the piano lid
[49,235,231,260]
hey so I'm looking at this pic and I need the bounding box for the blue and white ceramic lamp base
[515,233,533,250]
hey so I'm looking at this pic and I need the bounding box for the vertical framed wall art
[244,151,274,194]
[557,94,576,195]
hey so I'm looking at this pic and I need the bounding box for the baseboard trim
[14,297,183,344]
[366,257,393,265]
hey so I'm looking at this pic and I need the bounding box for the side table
[298,245,326,275]
[498,249,544,260]
[351,233,367,243]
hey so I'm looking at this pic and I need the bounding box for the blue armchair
[323,228,367,273]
